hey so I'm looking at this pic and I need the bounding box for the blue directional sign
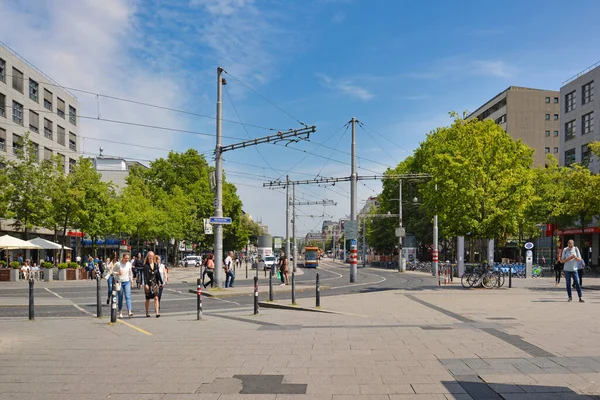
[209,217,232,225]
[350,239,357,247]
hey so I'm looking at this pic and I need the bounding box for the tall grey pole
[214,67,224,287]
[350,117,357,282]
[292,183,297,272]
[457,236,465,277]
[432,185,439,277]
[399,178,404,272]
[285,175,291,270]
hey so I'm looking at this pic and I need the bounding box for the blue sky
[2,0,600,238]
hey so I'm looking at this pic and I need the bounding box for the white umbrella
[28,237,71,250]
[0,235,42,250]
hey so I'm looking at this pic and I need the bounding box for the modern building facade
[559,62,598,171]
[467,86,561,167]
[93,153,147,191]
[0,42,79,172]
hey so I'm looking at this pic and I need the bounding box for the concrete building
[467,86,560,167]
[359,195,379,217]
[93,153,147,191]
[0,41,79,172]
[559,62,598,170]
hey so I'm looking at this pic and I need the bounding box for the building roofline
[466,86,558,119]
[562,60,600,85]
[0,40,77,99]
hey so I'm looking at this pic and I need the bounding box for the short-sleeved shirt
[562,247,581,272]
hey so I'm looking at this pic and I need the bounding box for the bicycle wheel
[497,272,505,287]
[461,273,473,288]
[482,272,496,289]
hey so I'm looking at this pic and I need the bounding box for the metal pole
[269,272,273,301]
[457,236,465,277]
[96,273,101,318]
[316,272,321,307]
[253,276,259,315]
[291,272,296,305]
[214,66,224,288]
[399,178,404,272]
[28,276,34,320]
[286,175,291,272]
[362,216,367,268]
[110,278,117,323]
[197,278,202,320]
[432,184,439,277]
[292,183,297,273]
[350,118,358,282]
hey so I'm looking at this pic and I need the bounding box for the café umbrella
[0,235,42,250]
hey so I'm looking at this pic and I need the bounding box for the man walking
[224,251,235,288]
[562,240,584,303]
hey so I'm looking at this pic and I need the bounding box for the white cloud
[190,0,253,16]
[317,73,375,101]
[471,60,514,78]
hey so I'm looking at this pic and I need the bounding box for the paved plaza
[2,266,600,399]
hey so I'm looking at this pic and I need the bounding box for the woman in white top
[155,255,167,307]
[104,257,115,305]
[117,253,134,318]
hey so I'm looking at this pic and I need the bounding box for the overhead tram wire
[314,123,350,179]
[3,72,280,132]
[358,121,413,156]
[357,122,399,165]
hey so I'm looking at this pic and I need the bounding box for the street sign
[350,239,357,247]
[344,220,358,239]
[395,227,406,237]
[203,218,213,235]
[209,216,232,224]
[524,242,534,250]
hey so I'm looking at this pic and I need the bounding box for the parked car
[179,255,202,268]
[263,256,276,271]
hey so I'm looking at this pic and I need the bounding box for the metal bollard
[110,278,117,323]
[197,278,203,320]
[28,276,34,320]
[96,273,102,318]
[253,276,259,315]
[269,272,273,302]
[509,267,512,288]
[291,272,296,305]
[264,267,266,277]
[246,262,248,279]
[316,272,321,308]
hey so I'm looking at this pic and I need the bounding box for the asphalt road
[0,260,442,319]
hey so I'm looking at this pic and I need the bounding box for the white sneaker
[280,283,285,286]
[118,312,123,319]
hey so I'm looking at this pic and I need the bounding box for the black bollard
[253,276,259,315]
[28,277,34,320]
[197,278,203,320]
[269,272,273,301]
[246,262,248,279]
[316,272,321,308]
[291,272,296,305]
[96,273,102,318]
[509,267,512,288]
[110,278,117,323]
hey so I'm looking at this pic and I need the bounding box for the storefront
[555,226,600,267]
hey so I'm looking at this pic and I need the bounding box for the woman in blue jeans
[105,257,115,304]
[116,253,134,318]
[562,240,584,303]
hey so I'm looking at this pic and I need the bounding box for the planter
[0,269,9,281]
[52,267,58,280]
[58,269,67,281]
[66,269,77,280]
[44,268,53,282]
[10,269,20,282]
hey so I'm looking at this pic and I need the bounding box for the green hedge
[42,261,53,269]
[10,261,20,269]
[57,263,69,269]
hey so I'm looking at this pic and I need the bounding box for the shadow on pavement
[446,378,597,399]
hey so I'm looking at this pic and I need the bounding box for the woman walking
[156,255,167,309]
[554,251,563,286]
[117,253,134,318]
[203,253,215,288]
[105,257,115,304]
[143,251,163,318]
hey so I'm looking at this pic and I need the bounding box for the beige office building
[0,42,79,172]
[467,86,560,166]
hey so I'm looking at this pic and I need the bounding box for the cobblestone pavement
[2,273,600,399]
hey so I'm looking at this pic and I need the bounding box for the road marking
[116,319,152,336]
[208,296,241,306]
[329,269,386,290]
[44,287,94,316]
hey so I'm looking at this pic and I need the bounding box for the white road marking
[44,287,94,316]
[44,287,64,299]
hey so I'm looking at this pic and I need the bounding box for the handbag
[277,270,281,279]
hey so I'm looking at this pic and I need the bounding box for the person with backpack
[562,240,584,303]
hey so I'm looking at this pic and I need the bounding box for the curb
[258,301,341,315]
[188,285,328,299]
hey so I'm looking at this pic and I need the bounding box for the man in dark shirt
[133,253,144,287]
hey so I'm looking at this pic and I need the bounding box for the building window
[582,112,594,135]
[545,130,550,137]
[554,130,559,137]
[32,142,39,163]
[68,106,77,125]
[0,92,4,117]
[29,79,39,102]
[0,58,5,83]
[0,128,5,151]
[57,125,65,146]
[495,114,506,124]
[57,98,65,118]
[29,110,39,133]
[12,134,22,155]
[545,114,550,120]
[554,97,559,103]
[58,153,65,171]
[69,158,76,174]
[44,147,52,161]
[554,114,559,120]
[69,132,76,151]
[565,91,576,112]
[44,118,53,140]
[583,81,594,105]
[582,144,591,165]
[44,89,53,111]
[545,97,550,103]
[12,68,23,93]
[12,101,23,125]
[554,147,559,154]
[565,148,576,166]
[565,120,576,141]
[545,147,550,153]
